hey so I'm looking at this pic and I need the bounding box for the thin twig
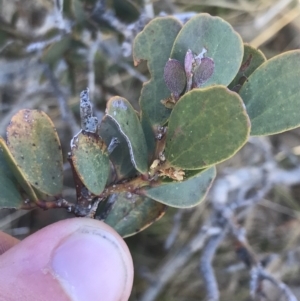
[140,136,300,300]
[0,86,50,137]
[119,62,148,82]
[250,265,298,301]
[0,210,30,230]
[229,217,298,301]
[200,231,227,301]
[0,40,14,54]
[53,0,71,33]
[87,34,101,100]
[92,0,150,57]
[164,210,184,250]
[139,226,221,301]
[26,35,64,53]
[99,40,148,82]
[143,0,154,19]
[251,6,300,47]
[254,0,295,29]
[43,64,80,135]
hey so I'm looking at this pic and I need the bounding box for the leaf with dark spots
[164,59,186,98]
[228,44,266,91]
[71,132,110,195]
[192,57,215,88]
[103,193,166,237]
[6,110,63,196]
[240,54,253,72]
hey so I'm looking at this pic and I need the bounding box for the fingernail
[51,226,129,301]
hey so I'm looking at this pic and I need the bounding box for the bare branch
[140,135,300,300]
[139,226,221,301]
[0,85,51,137]
[92,0,150,57]
[87,34,101,99]
[200,231,226,301]
[143,0,154,19]
[26,35,64,53]
[164,210,184,250]
[250,265,298,301]
[43,64,80,135]
[118,61,148,82]
[228,217,298,301]
[53,0,71,33]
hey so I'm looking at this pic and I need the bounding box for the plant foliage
[1,13,299,237]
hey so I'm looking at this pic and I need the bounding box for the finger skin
[0,231,19,255]
[0,218,134,301]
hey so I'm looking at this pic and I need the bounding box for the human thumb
[0,218,134,301]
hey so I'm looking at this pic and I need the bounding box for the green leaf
[240,50,300,136]
[141,114,156,164]
[165,86,250,169]
[0,172,23,208]
[42,37,72,66]
[99,116,136,181]
[71,0,86,23]
[113,0,140,23]
[103,193,166,237]
[133,17,182,126]
[6,110,63,196]
[0,138,23,208]
[170,13,243,87]
[141,167,216,208]
[228,43,266,90]
[0,137,38,203]
[71,132,110,195]
[106,96,148,174]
